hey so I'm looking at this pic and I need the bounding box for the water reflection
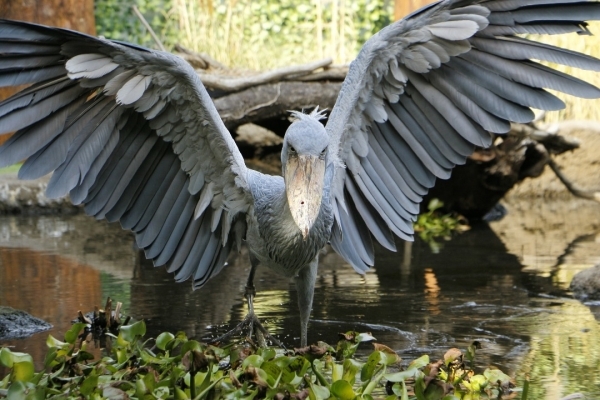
[0,199,599,398]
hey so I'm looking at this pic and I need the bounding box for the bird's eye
[319,148,327,159]
[289,146,297,154]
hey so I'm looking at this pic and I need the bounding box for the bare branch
[132,5,166,52]
[198,58,333,92]
[174,44,228,70]
[548,159,600,202]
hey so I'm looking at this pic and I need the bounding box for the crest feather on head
[289,106,328,122]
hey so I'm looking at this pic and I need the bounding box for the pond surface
[1,198,600,399]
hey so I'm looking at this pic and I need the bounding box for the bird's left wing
[327,0,600,272]
[0,20,253,288]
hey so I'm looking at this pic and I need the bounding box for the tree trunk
[0,0,96,33]
[394,0,439,20]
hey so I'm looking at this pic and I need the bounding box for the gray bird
[1,0,600,347]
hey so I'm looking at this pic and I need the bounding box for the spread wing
[327,0,600,272]
[0,20,253,288]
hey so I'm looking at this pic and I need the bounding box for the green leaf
[310,382,330,400]
[156,332,175,351]
[80,374,98,396]
[361,351,381,381]
[483,368,511,385]
[408,355,429,370]
[64,323,86,344]
[0,347,13,367]
[258,347,276,361]
[119,320,146,343]
[45,335,66,349]
[330,379,356,400]
[385,369,418,382]
[10,361,35,383]
[342,359,362,384]
[423,382,444,400]
[242,354,264,369]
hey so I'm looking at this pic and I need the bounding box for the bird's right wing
[326,0,600,272]
[0,20,253,288]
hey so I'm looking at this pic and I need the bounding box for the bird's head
[282,109,329,240]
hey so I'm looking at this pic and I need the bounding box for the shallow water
[1,199,600,399]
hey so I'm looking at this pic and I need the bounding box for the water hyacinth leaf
[156,332,175,351]
[180,340,203,356]
[80,374,98,396]
[7,381,45,400]
[391,381,409,400]
[408,354,429,370]
[154,386,170,398]
[309,381,330,400]
[64,322,87,344]
[423,381,445,400]
[385,368,419,382]
[11,360,35,382]
[330,379,356,400]
[141,348,172,365]
[311,359,330,388]
[258,347,276,361]
[174,386,189,400]
[373,343,401,366]
[43,348,58,369]
[483,368,511,385]
[361,351,382,381]
[462,374,487,392]
[332,362,343,382]
[241,354,264,369]
[261,362,283,388]
[342,358,362,384]
[0,347,13,367]
[136,378,149,398]
[119,320,147,343]
[45,335,66,349]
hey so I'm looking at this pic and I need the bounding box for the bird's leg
[294,257,318,347]
[208,257,284,348]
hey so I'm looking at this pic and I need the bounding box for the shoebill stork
[1,0,600,347]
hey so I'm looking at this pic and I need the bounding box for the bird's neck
[250,167,334,272]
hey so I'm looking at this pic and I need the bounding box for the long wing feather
[0,19,253,289]
[327,0,600,273]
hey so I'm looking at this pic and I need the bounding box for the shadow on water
[1,198,600,398]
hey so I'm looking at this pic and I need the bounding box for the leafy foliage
[413,199,469,253]
[1,322,518,399]
[95,0,179,50]
[95,0,394,69]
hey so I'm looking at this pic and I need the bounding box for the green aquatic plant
[0,321,518,399]
[413,199,469,253]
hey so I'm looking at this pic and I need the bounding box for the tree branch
[198,58,334,92]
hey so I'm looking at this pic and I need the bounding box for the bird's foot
[208,313,285,349]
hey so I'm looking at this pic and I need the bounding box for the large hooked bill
[285,154,326,240]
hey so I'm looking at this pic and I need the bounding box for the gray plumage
[1,0,600,347]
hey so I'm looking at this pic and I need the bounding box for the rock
[0,306,52,339]
[570,264,600,300]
